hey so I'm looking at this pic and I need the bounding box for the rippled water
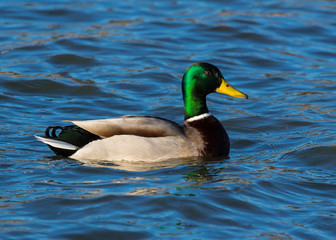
[1,0,336,239]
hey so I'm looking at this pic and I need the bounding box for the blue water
[1,0,336,239]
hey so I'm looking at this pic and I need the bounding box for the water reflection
[79,157,205,172]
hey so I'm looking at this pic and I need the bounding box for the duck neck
[182,73,209,120]
[183,94,209,120]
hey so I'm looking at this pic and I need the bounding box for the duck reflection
[79,156,208,172]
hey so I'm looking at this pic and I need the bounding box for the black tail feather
[44,125,101,157]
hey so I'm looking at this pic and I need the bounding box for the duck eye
[204,71,212,76]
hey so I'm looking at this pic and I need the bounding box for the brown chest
[185,115,230,157]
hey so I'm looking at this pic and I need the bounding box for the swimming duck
[36,62,248,162]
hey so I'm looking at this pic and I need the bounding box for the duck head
[182,62,248,120]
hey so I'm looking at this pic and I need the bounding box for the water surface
[1,0,336,239]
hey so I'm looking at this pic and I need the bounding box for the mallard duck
[36,62,248,162]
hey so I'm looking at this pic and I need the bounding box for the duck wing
[70,115,184,138]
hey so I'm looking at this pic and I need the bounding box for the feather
[71,134,197,162]
[71,115,183,138]
[35,135,78,151]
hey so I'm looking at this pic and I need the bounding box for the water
[1,0,336,239]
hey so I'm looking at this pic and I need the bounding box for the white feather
[35,136,78,151]
[186,113,211,122]
[71,135,198,162]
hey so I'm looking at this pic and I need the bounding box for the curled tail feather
[36,125,101,157]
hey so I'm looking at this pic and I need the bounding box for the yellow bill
[216,78,248,99]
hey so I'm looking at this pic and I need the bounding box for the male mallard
[36,62,248,162]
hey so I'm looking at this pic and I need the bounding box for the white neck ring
[185,113,211,122]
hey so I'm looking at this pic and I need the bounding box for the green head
[182,62,248,120]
